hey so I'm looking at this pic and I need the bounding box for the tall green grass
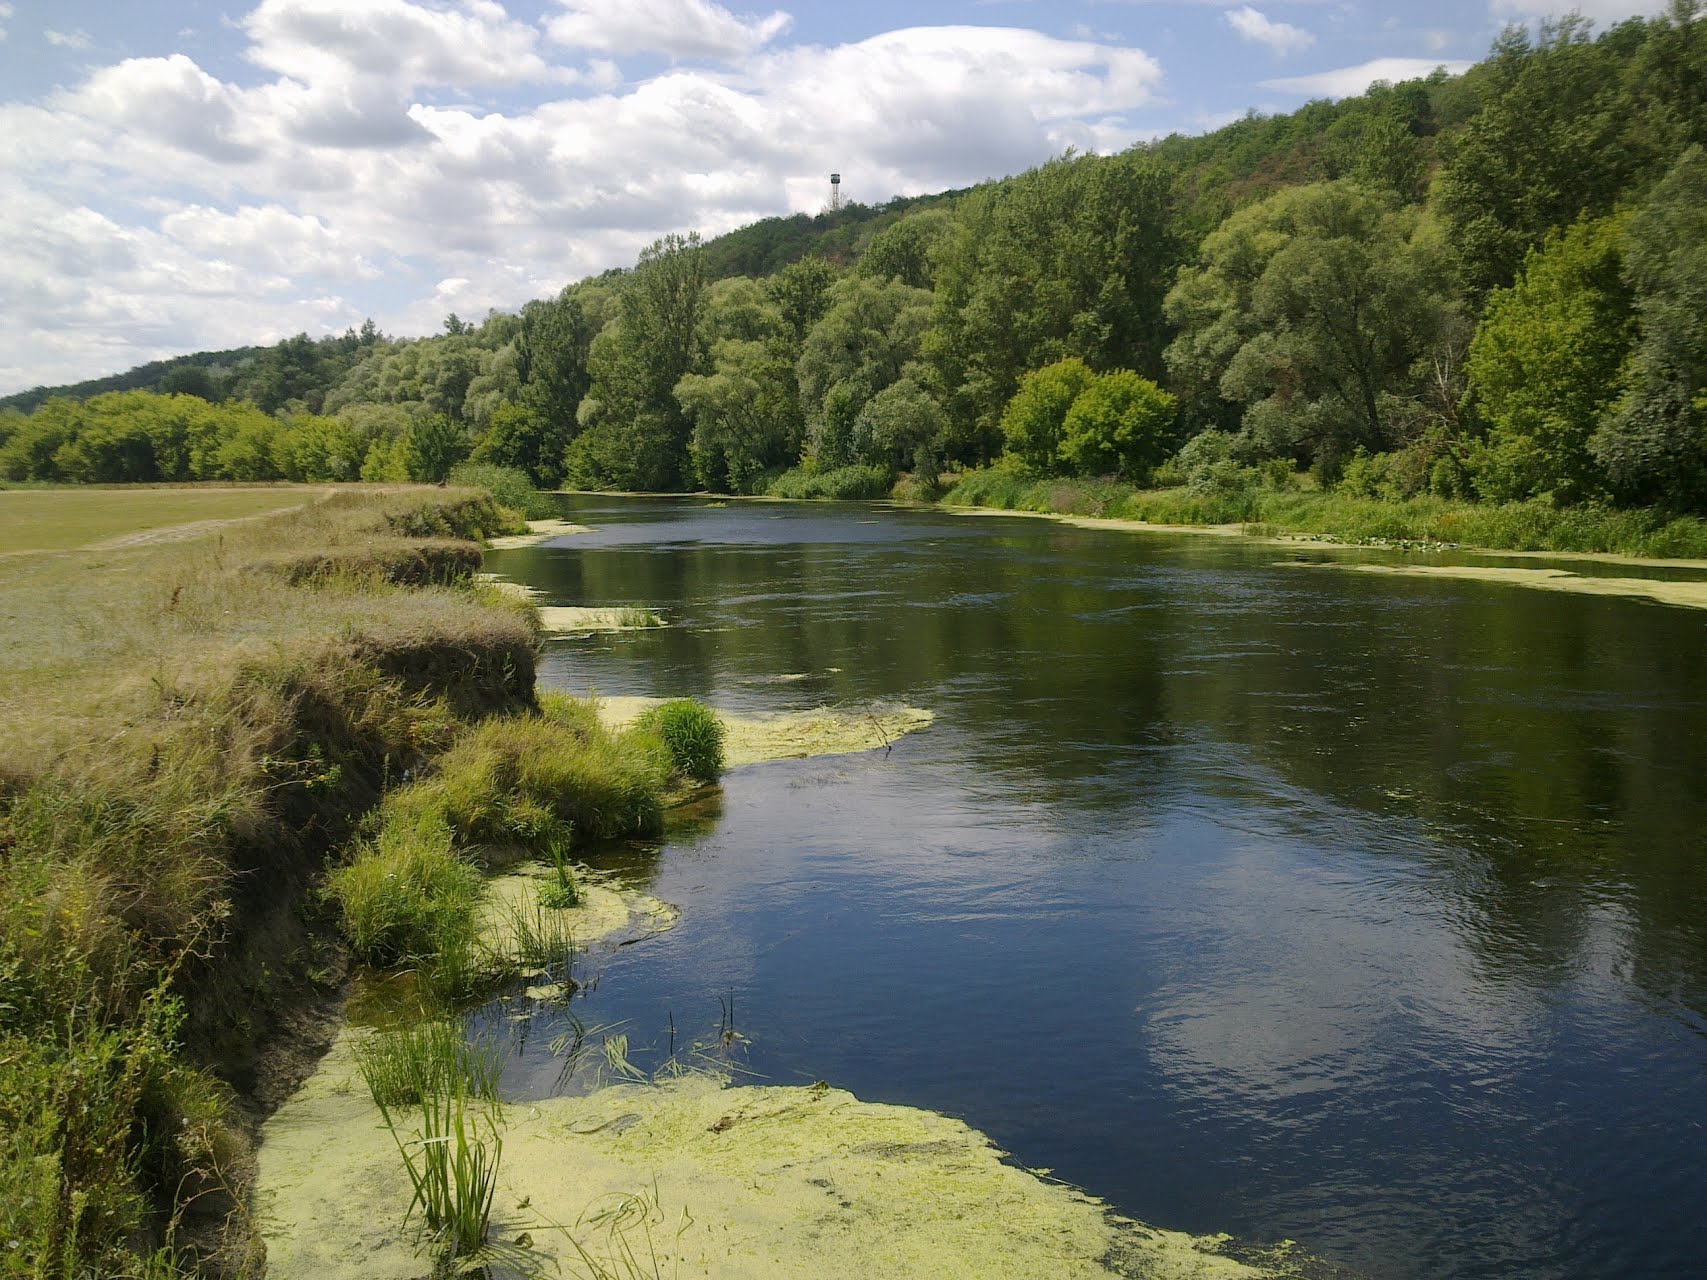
[356,1023,505,1261]
[633,699,726,783]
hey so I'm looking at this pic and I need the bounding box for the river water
[483,496,1707,1280]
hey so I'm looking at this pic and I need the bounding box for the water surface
[484,497,1707,1280]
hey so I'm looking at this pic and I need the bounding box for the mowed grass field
[0,484,331,552]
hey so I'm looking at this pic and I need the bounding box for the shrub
[767,463,894,500]
[447,461,557,520]
[634,699,726,783]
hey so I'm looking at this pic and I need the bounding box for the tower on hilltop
[829,172,842,212]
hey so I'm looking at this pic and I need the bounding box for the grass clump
[633,699,726,783]
[356,1023,505,1263]
[381,700,667,854]
[351,1020,505,1109]
[325,820,482,969]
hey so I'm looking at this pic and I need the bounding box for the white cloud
[1262,56,1474,97]
[547,0,791,61]
[1489,0,1669,21]
[0,2,14,41]
[0,4,1169,393]
[1223,7,1315,56]
[244,0,560,87]
[44,27,91,50]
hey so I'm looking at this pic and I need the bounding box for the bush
[634,699,726,783]
[767,463,894,500]
[447,461,557,520]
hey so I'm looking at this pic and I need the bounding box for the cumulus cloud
[1261,56,1473,97]
[1224,7,1315,56]
[546,0,791,61]
[0,0,1169,392]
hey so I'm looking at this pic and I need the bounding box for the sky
[0,0,1675,395]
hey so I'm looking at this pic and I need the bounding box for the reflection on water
[481,496,1707,1280]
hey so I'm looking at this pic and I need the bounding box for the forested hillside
[5,5,1704,525]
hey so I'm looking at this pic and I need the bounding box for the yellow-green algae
[476,868,680,963]
[472,570,540,602]
[486,518,593,550]
[595,695,935,766]
[258,1052,1282,1279]
[1281,560,1707,610]
[538,605,667,633]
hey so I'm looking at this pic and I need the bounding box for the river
[482,495,1707,1280]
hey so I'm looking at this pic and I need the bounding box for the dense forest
[5,6,1706,522]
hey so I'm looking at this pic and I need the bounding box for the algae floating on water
[1279,559,1707,611]
[486,518,593,550]
[538,605,667,633]
[595,695,935,766]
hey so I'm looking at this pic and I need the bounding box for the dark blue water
[482,496,1707,1280]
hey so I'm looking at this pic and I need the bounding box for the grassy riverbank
[940,468,1707,560]
[0,485,541,1276]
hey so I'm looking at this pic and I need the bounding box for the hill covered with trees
[5,4,1705,542]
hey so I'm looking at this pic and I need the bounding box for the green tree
[1591,146,1707,507]
[406,413,470,483]
[510,287,603,483]
[1165,181,1462,475]
[676,339,801,492]
[795,276,933,469]
[765,257,839,349]
[1464,215,1632,502]
[928,152,1179,462]
[1058,371,1178,481]
[1437,18,1648,297]
[999,358,1096,473]
[572,233,708,489]
[852,374,948,482]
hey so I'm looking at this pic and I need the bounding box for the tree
[765,257,838,349]
[927,152,1179,462]
[795,276,933,470]
[852,374,948,482]
[1165,181,1462,476]
[573,233,708,489]
[1437,18,1648,297]
[406,413,470,483]
[675,340,801,492]
[1464,215,1632,502]
[855,209,951,290]
[999,358,1096,473]
[1591,146,1707,508]
[1058,371,1177,482]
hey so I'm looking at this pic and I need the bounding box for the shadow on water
[476,494,1707,1280]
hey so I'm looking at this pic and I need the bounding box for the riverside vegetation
[7,8,1707,558]
[0,481,725,1277]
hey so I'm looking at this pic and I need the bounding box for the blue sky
[0,0,1670,393]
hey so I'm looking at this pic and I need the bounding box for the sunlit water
[479,496,1707,1280]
